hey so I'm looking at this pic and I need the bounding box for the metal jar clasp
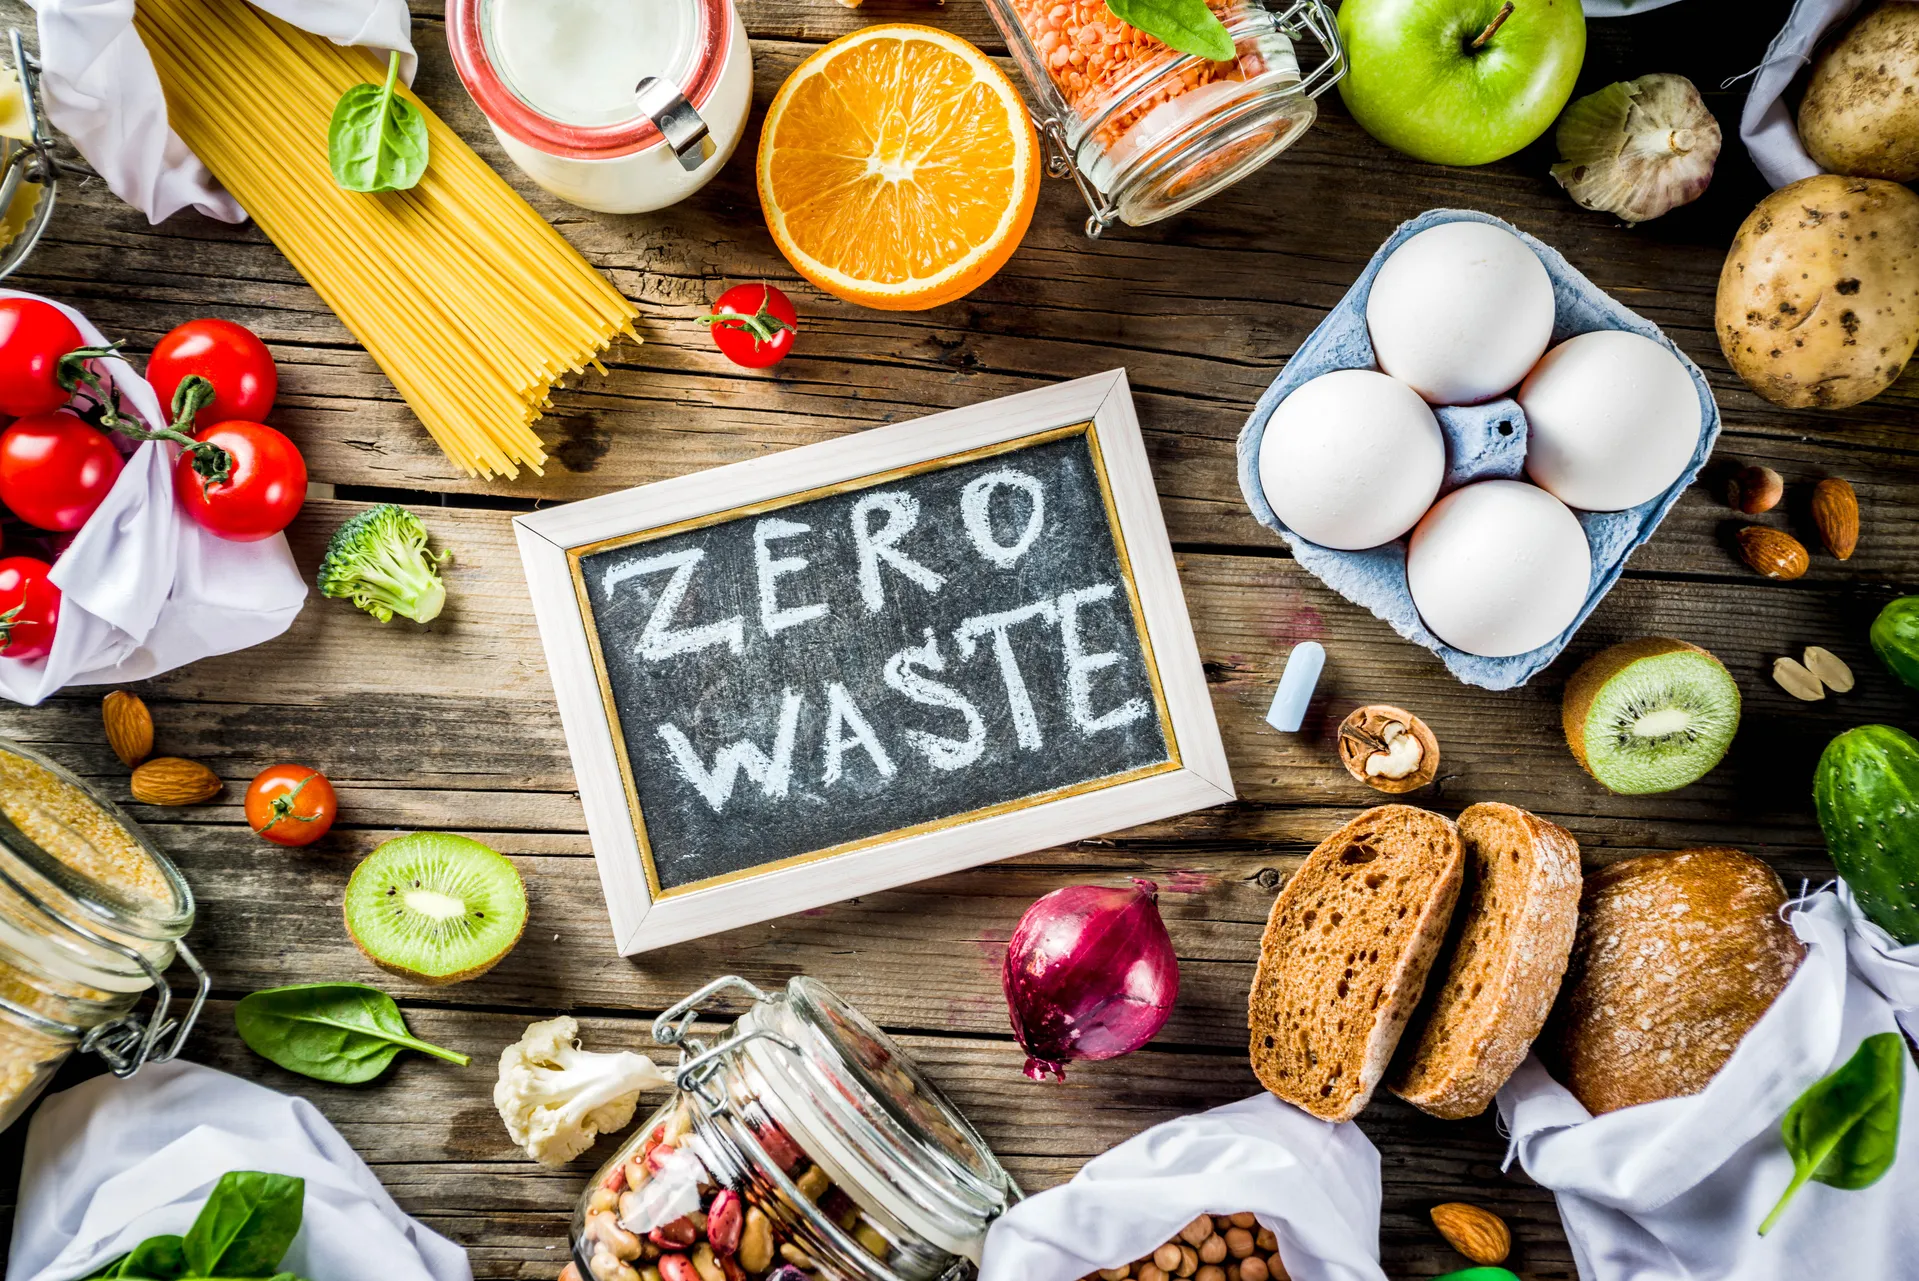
[636,75,713,173]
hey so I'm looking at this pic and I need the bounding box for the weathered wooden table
[1,0,1912,1276]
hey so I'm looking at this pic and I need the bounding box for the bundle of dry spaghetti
[133,0,640,480]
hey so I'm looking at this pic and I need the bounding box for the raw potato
[1798,2,1919,182]
[1716,175,1919,409]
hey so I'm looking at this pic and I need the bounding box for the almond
[130,757,222,806]
[1803,645,1855,693]
[1811,477,1859,560]
[1724,464,1784,515]
[1772,656,1825,702]
[1429,1202,1510,1266]
[1736,526,1809,580]
[101,691,154,768]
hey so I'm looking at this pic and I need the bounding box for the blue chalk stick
[1267,641,1325,733]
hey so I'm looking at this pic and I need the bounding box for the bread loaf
[1388,803,1583,1119]
[1543,847,1803,1115]
[1248,805,1465,1121]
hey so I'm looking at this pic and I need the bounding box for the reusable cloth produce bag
[0,290,307,707]
[979,1094,1388,1281]
[1736,0,1866,188]
[1496,887,1919,1281]
[7,1059,471,1281]
[26,0,417,223]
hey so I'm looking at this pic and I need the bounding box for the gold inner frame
[565,421,1184,901]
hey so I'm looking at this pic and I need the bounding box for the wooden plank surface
[0,0,1912,1279]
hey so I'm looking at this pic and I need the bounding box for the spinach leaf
[1759,1031,1906,1234]
[327,50,429,193]
[1102,0,1234,61]
[182,1172,305,1277]
[235,982,470,1084]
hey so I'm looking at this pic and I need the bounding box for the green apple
[1336,0,1586,166]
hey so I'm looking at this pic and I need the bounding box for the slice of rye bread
[1248,805,1465,1122]
[1386,803,1583,1119]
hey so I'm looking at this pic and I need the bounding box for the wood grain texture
[0,0,1908,1277]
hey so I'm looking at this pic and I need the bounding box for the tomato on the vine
[148,318,277,426]
[0,412,125,531]
[175,420,306,542]
[698,283,797,369]
[0,556,59,663]
[0,298,89,417]
[245,763,338,846]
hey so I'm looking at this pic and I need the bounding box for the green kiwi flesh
[1574,648,1741,794]
[344,832,526,983]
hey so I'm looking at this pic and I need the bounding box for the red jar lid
[445,0,735,161]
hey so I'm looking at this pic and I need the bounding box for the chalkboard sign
[518,371,1233,954]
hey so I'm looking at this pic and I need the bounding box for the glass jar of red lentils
[568,975,1017,1281]
[984,0,1343,234]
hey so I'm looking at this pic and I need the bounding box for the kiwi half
[1563,638,1741,795]
[344,832,527,983]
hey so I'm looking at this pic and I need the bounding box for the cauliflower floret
[494,1016,671,1165]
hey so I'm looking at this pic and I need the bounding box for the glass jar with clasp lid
[569,976,1018,1281]
[0,738,207,1134]
[980,0,1344,236]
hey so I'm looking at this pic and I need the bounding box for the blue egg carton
[1235,208,1721,691]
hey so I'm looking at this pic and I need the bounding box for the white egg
[1407,480,1592,658]
[1258,369,1446,551]
[1366,222,1556,405]
[1520,329,1703,512]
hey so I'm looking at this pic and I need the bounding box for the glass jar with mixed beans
[1081,1214,1291,1281]
[0,738,206,1133]
[567,976,1017,1281]
[982,0,1344,234]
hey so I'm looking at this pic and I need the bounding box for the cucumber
[1871,597,1919,692]
[1815,724,1919,945]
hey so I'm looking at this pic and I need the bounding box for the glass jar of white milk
[447,0,752,214]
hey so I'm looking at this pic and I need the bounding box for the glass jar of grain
[0,738,206,1132]
[982,0,1344,235]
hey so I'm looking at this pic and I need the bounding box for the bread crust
[1387,803,1583,1119]
[1247,805,1465,1122]
[1543,847,1804,1115]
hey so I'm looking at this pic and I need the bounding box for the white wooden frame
[515,370,1235,955]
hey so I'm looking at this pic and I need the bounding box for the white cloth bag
[1496,888,1919,1281]
[979,1094,1388,1281]
[0,290,307,706]
[25,0,417,224]
[7,1060,472,1281]
[1736,0,1866,189]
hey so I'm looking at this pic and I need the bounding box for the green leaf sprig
[1102,0,1234,62]
[1758,1031,1906,1235]
[235,982,470,1085]
[85,1170,312,1281]
[327,50,429,193]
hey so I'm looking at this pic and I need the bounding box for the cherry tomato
[0,556,59,662]
[147,318,277,427]
[244,763,338,846]
[0,412,125,531]
[699,284,797,369]
[0,298,84,417]
[175,420,305,542]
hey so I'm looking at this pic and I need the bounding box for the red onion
[1001,878,1179,1080]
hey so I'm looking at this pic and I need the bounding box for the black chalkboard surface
[576,425,1175,894]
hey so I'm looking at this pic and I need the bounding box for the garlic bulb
[1551,74,1721,223]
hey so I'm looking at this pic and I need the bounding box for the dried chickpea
[1254,1228,1277,1252]
[1139,1265,1169,1281]
[1223,1265,1241,1281]
[1213,1216,1235,1234]
[1199,1236,1228,1265]
[1238,1258,1268,1281]
[1268,1254,1291,1281]
[1176,1245,1199,1277]
[1181,1217,1215,1247]
[1196,1268,1226,1281]
[1229,1213,1257,1229]
[1100,1269,1132,1281]
[1154,1244,1183,1272]
[1224,1228,1255,1259]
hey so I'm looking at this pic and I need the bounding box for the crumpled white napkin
[979,1094,1387,1281]
[0,289,307,707]
[1496,887,1919,1281]
[7,1060,472,1281]
[25,0,416,223]
[1736,0,1865,189]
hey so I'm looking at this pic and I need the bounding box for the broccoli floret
[316,504,450,624]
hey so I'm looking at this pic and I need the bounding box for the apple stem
[1469,1,1515,50]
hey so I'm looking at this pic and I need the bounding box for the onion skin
[1001,878,1180,1080]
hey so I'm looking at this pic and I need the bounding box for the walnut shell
[1337,705,1439,794]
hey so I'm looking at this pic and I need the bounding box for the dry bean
[795,1165,830,1202]
[561,1265,584,1281]
[855,1223,890,1257]
[639,1269,662,1281]
[590,1251,641,1281]
[589,1187,618,1215]
[590,1212,643,1262]
[1154,1244,1183,1272]
[657,1256,696,1281]
[780,1243,815,1269]
[738,1207,773,1273]
[1180,1217,1214,1246]
[1199,1236,1228,1265]
[690,1244,724,1281]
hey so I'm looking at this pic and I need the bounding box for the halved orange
[757,25,1041,312]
